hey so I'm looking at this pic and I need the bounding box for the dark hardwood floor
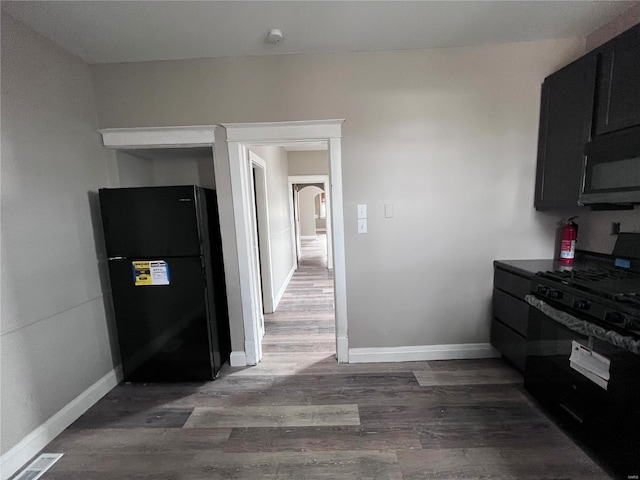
[31,234,611,479]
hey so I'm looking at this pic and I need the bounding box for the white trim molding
[348,343,500,364]
[0,368,121,480]
[229,351,248,367]
[99,125,217,148]
[328,136,347,362]
[224,120,343,143]
[248,151,273,319]
[273,264,296,311]
[226,140,264,366]
[223,120,348,364]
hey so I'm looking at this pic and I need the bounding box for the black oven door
[525,301,640,478]
[580,127,640,205]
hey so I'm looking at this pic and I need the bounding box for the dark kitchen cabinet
[593,23,640,136]
[491,263,533,372]
[534,54,597,210]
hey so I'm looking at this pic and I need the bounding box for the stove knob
[537,285,550,296]
[573,299,591,310]
[549,290,563,300]
[605,311,625,325]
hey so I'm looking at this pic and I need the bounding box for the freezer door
[108,256,217,381]
[99,186,203,258]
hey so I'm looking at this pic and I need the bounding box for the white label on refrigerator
[569,340,610,390]
[133,260,170,286]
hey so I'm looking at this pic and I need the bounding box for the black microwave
[579,126,640,205]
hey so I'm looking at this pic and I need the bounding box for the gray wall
[250,146,295,304]
[153,157,206,187]
[116,151,155,187]
[288,150,329,175]
[115,150,216,189]
[577,210,640,254]
[1,14,116,455]
[196,156,216,189]
[91,38,589,349]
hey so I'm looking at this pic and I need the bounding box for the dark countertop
[494,259,558,278]
[495,251,614,279]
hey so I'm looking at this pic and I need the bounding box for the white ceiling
[2,1,636,65]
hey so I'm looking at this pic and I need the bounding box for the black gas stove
[533,266,640,337]
[525,233,640,480]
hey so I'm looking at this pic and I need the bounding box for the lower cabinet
[491,264,532,372]
[491,317,526,372]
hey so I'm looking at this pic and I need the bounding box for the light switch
[357,204,367,219]
[384,204,394,218]
[358,218,367,234]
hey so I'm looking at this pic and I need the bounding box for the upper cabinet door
[534,54,597,210]
[593,24,640,136]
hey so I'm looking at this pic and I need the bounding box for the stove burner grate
[539,268,640,307]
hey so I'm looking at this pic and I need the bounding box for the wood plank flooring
[261,234,335,355]
[30,234,612,479]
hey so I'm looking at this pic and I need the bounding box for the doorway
[288,176,333,271]
[99,121,348,366]
[248,151,274,338]
[224,120,347,364]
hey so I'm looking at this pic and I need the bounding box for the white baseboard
[0,367,121,480]
[229,351,247,367]
[272,264,296,311]
[348,343,500,364]
[300,235,316,240]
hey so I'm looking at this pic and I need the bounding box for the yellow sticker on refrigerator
[133,260,170,286]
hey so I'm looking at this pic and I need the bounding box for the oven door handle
[525,295,640,355]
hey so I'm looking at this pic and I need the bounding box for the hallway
[262,233,335,356]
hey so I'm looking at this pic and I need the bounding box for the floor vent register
[13,453,63,480]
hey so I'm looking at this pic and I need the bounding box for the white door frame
[224,120,348,364]
[292,186,302,263]
[288,175,333,270]
[248,151,275,316]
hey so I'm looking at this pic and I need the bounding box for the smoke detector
[267,28,284,45]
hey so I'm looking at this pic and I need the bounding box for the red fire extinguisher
[560,216,579,265]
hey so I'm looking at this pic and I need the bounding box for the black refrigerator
[99,185,231,382]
